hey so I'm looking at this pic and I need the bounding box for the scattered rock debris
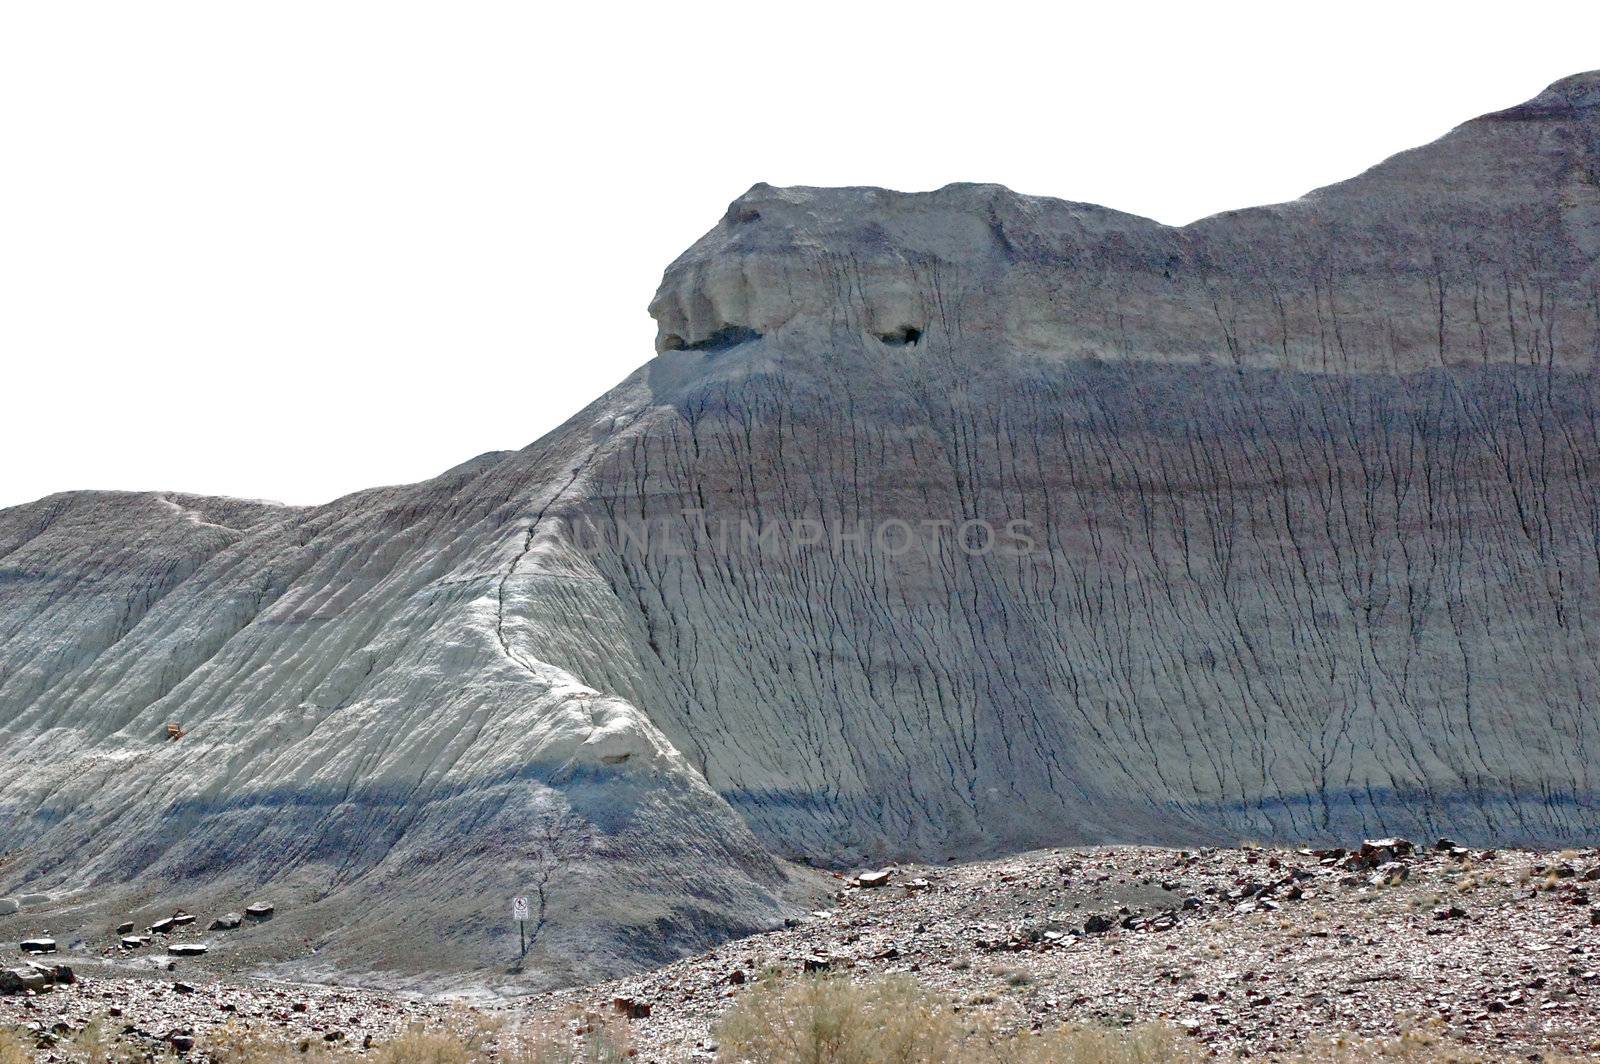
[524,843,1600,1060]
[3,845,1598,1061]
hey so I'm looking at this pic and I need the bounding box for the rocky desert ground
[4,841,1599,1060]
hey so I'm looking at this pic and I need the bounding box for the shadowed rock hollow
[1,71,1598,982]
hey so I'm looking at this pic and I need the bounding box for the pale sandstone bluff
[2,72,1599,980]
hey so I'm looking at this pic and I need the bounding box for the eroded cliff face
[593,71,1600,859]
[1,73,1598,979]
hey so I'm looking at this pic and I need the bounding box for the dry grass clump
[501,1009,631,1064]
[0,1027,31,1064]
[5,983,1592,1064]
[61,1018,163,1064]
[233,1009,632,1064]
[710,975,1593,1064]
[713,974,971,1064]
[0,1007,629,1064]
[711,974,1203,1064]
[1285,1022,1591,1063]
[364,1013,493,1064]
[988,1022,1203,1064]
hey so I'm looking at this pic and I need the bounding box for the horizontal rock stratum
[3,71,1599,982]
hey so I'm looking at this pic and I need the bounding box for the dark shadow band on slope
[0,764,812,980]
[0,760,788,895]
[1180,786,1600,848]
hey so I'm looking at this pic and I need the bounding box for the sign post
[513,896,530,957]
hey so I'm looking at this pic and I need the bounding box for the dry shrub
[985,1022,1204,1064]
[368,1026,484,1064]
[67,1018,154,1064]
[198,1007,628,1064]
[502,1007,631,1064]
[207,1021,340,1064]
[1286,1022,1591,1063]
[711,974,1201,1064]
[713,974,971,1064]
[712,976,1591,1064]
[0,1028,30,1064]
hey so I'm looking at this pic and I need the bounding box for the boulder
[1342,852,1375,872]
[1370,862,1410,887]
[116,921,134,935]
[1356,848,1389,869]
[170,913,196,926]
[1365,837,1414,856]
[0,899,17,916]
[120,936,148,950]
[149,917,179,934]
[855,870,891,889]
[208,912,243,931]
[167,943,208,957]
[19,938,57,954]
[1353,839,1414,869]
[25,962,73,986]
[0,967,47,994]
[611,996,652,1018]
[1083,913,1116,934]
[244,903,275,920]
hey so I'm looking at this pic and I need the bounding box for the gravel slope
[4,844,1598,1060]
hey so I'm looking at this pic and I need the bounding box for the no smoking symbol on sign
[513,896,531,958]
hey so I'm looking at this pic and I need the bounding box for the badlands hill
[2,72,1599,984]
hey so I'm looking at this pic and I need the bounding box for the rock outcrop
[2,72,1598,980]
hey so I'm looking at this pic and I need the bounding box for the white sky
[2,2,1597,510]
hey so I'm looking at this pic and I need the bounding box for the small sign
[513,896,529,922]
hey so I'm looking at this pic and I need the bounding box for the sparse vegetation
[1,1009,631,1064]
[710,974,1210,1062]
[708,974,1593,1064]
[0,1027,30,1064]
[209,1021,342,1064]
[3,977,1594,1064]
[712,974,971,1063]
[63,1019,141,1064]
[996,967,1032,988]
